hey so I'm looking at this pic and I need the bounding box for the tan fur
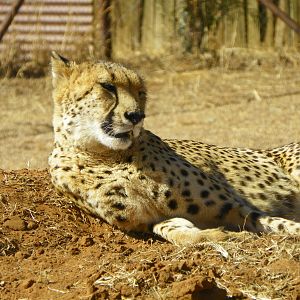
[49,53,300,246]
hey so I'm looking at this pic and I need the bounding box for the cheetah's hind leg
[152,218,231,246]
[268,143,300,185]
[255,215,300,235]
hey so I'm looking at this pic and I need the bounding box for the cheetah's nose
[124,111,145,125]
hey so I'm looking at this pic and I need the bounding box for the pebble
[4,216,27,231]
[36,249,44,255]
[69,247,80,255]
[15,251,31,260]
[79,236,94,247]
[27,221,38,230]
[20,279,35,289]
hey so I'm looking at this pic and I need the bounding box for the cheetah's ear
[50,51,72,86]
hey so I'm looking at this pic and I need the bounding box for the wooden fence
[111,0,300,58]
[0,0,299,62]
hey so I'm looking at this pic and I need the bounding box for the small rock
[0,194,8,204]
[4,216,27,231]
[69,247,80,255]
[94,286,109,299]
[27,221,38,230]
[20,279,35,289]
[247,89,262,102]
[176,261,190,272]
[15,251,31,259]
[79,236,94,247]
[110,291,121,300]
[0,281,5,287]
[36,249,44,255]
[158,270,172,284]
[71,235,79,243]
[15,252,23,260]
[86,284,96,295]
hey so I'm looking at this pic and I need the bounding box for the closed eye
[100,82,117,94]
[139,91,146,99]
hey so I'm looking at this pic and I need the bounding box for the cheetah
[49,52,300,246]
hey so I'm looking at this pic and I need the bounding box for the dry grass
[1,51,300,299]
[1,52,300,170]
[90,232,300,299]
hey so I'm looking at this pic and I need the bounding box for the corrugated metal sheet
[0,0,94,60]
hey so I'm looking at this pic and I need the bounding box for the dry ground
[0,56,300,299]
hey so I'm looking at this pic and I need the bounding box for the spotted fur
[49,52,300,246]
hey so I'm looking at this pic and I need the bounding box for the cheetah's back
[164,139,300,221]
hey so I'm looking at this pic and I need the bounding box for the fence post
[95,0,112,59]
[0,0,24,43]
[257,0,300,35]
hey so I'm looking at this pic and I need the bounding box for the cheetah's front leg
[153,216,300,246]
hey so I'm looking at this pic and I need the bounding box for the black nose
[124,111,145,125]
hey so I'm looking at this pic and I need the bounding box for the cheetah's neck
[53,126,145,166]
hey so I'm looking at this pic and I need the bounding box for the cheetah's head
[51,52,147,151]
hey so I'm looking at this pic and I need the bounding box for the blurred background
[0,0,300,73]
[0,0,300,169]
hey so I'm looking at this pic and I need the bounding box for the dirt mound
[0,169,299,299]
